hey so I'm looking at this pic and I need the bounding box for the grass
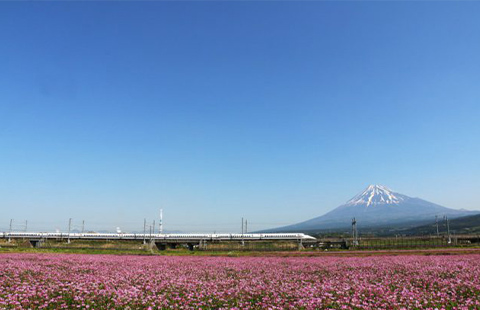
[2,244,480,258]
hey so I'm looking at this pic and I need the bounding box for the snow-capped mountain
[268,185,479,232]
[345,185,406,207]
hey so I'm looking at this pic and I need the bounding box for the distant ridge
[265,185,479,232]
[401,213,480,235]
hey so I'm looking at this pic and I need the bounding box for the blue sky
[1,2,479,233]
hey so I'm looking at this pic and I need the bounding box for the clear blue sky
[1,2,479,233]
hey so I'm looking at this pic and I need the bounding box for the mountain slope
[268,185,479,232]
[401,213,480,235]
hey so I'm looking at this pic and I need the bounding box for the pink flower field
[0,253,479,309]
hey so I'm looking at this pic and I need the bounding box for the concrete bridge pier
[297,239,304,250]
[198,240,207,250]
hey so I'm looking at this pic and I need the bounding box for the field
[1,254,480,309]
[0,239,303,253]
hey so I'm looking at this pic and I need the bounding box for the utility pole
[67,218,72,244]
[159,209,163,234]
[352,217,358,246]
[24,220,28,232]
[82,220,85,233]
[245,219,248,234]
[152,220,156,235]
[240,217,245,247]
[444,216,451,244]
[435,215,439,236]
[8,219,13,242]
[143,218,146,244]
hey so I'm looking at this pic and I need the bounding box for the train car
[1,232,316,242]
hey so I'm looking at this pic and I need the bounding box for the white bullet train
[0,231,316,241]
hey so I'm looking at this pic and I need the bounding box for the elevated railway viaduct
[1,232,316,251]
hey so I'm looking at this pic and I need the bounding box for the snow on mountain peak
[346,184,406,207]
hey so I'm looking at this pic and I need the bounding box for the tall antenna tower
[159,209,163,234]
